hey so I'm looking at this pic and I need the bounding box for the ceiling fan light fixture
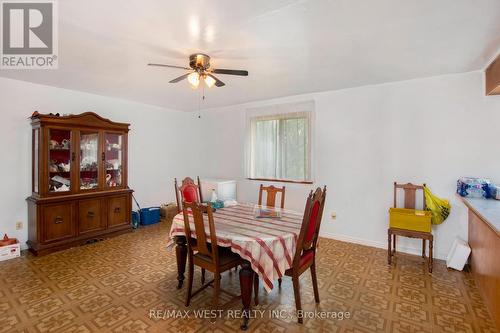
[148,53,247,89]
[204,75,216,88]
[187,72,200,88]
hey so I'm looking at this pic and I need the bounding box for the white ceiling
[1,0,499,111]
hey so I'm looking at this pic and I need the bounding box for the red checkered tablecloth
[168,203,303,292]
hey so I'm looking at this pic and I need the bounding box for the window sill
[246,178,313,185]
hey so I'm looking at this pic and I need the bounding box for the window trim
[247,177,313,185]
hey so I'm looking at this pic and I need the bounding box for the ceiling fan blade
[211,68,248,76]
[148,63,191,70]
[169,73,190,83]
[207,74,225,87]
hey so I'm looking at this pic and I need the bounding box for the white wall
[0,77,202,248]
[2,71,499,259]
[197,71,500,259]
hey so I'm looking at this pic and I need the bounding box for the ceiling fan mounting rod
[189,53,211,71]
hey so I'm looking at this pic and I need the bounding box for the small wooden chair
[388,182,433,273]
[258,184,286,209]
[256,184,286,284]
[175,177,203,213]
[182,201,242,308]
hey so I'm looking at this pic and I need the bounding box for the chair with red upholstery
[174,177,203,213]
[284,186,327,323]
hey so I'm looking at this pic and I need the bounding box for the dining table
[168,202,304,330]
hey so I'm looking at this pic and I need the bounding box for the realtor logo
[1,0,58,69]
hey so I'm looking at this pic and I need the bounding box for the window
[247,101,313,183]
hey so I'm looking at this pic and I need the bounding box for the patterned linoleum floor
[0,220,497,333]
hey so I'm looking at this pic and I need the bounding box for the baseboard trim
[320,231,446,260]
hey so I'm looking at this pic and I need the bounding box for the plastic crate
[389,208,432,233]
[140,207,160,225]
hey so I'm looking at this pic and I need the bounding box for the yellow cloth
[424,186,450,225]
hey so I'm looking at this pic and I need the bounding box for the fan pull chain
[197,83,205,118]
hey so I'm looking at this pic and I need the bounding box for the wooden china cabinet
[27,112,133,255]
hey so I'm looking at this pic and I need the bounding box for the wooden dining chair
[255,184,286,282]
[255,186,327,323]
[182,201,242,309]
[175,177,203,213]
[388,182,433,273]
[258,184,286,209]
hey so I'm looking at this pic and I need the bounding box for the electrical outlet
[331,212,337,220]
[15,221,23,230]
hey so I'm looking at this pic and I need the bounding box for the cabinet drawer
[108,195,129,228]
[42,203,75,242]
[78,199,105,234]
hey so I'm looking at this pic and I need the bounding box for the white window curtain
[246,101,314,182]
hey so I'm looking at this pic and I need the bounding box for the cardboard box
[160,203,178,221]
[446,238,471,271]
[0,242,20,262]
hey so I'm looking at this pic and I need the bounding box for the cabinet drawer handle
[71,152,75,162]
[87,211,95,218]
[54,216,63,224]
[114,207,121,213]
[102,152,105,161]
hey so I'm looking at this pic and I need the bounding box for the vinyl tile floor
[0,220,497,333]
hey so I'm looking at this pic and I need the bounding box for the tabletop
[461,197,500,235]
[169,203,304,291]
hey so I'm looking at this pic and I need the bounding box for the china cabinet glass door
[104,132,123,188]
[48,128,72,193]
[79,132,100,190]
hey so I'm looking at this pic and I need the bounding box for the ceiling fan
[148,53,248,88]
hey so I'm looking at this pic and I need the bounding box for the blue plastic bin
[140,207,160,225]
[131,211,140,229]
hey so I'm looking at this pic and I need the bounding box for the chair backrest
[258,184,286,209]
[293,186,327,267]
[175,177,204,212]
[394,182,426,210]
[182,201,219,265]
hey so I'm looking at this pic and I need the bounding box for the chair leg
[278,278,282,288]
[213,273,221,309]
[253,274,259,305]
[201,268,206,284]
[422,239,426,258]
[185,257,194,307]
[429,238,433,273]
[292,276,303,324]
[387,231,392,265]
[311,263,320,304]
[392,234,396,254]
